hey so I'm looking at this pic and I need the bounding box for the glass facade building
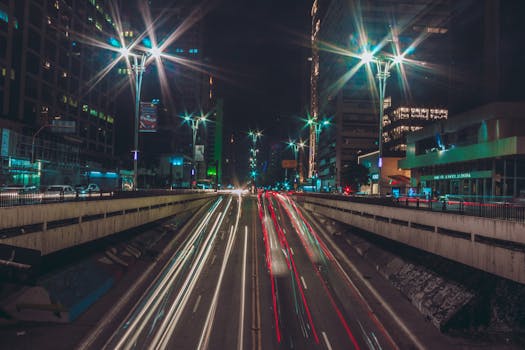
[0,0,118,186]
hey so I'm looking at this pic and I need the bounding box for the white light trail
[237,226,248,350]
[197,194,243,350]
[111,198,222,349]
[153,198,232,349]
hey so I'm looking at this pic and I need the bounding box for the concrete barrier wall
[299,196,525,284]
[0,193,215,255]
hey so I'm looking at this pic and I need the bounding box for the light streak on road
[105,196,233,350]
[266,193,320,344]
[153,197,232,349]
[300,206,405,350]
[257,193,282,343]
[237,226,248,350]
[197,193,243,350]
[108,197,223,349]
[272,193,363,348]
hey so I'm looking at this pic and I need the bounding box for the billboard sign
[195,145,205,162]
[281,160,297,169]
[1,129,10,157]
[139,102,158,132]
[51,120,76,133]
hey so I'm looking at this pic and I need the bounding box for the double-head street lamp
[287,139,306,161]
[307,117,330,180]
[183,114,207,185]
[287,139,306,184]
[360,51,405,195]
[119,45,162,190]
[248,130,262,188]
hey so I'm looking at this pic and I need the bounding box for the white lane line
[193,295,202,313]
[322,331,333,350]
[300,276,308,290]
[211,254,216,265]
[303,210,418,350]
[197,195,243,350]
[237,226,248,350]
[290,247,294,256]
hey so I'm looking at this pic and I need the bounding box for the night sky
[205,0,311,144]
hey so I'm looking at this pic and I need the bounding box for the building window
[42,59,51,70]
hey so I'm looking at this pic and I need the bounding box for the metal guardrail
[296,193,525,223]
[0,189,216,208]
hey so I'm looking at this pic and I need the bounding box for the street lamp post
[287,139,306,183]
[119,45,162,190]
[248,130,262,190]
[307,118,330,189]
[131,53,148,191]
[361,52,403,196]
[375,58,391,196]
[184,115,207,187]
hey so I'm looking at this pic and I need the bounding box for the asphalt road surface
[81,192,451,349]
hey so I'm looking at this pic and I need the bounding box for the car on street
[78,183,101,195]
[44,185,76,199]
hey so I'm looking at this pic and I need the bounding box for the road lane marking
[322,332,333,350]
[211,254,216,265]
[300,276,308,290]
[251,202,262,350]
[302,208,416,350]
[193,295,202,313]
[237,226,248,350]
[290,247,294,256]
[153,198,233,349]
[197,195,242,350]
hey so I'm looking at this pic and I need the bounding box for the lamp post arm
[31,124,50,164]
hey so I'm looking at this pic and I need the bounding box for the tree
[340,162,369,192]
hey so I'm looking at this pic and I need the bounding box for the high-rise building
[311,0,451,191]
[383,105,448,154]
[0,0,118,187]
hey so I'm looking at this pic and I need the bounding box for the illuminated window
[0,10,19,29]
[43,60,51,70]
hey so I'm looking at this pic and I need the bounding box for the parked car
[79,183,101,194]
[438,194,462,204]
[44,185,76,199]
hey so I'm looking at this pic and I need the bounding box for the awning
[388,174,411,184]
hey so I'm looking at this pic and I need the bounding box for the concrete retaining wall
[298,196,525,285]
[0,193,216,255]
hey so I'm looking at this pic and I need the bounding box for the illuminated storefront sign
[421,170,492,181]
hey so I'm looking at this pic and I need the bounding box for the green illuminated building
[399,103,525,200]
